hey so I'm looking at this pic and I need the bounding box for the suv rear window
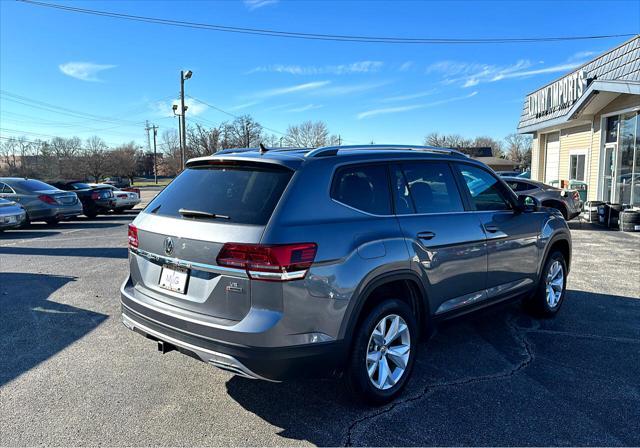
[146,165,293,225]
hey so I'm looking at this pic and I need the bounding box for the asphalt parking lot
[1,210,639,446]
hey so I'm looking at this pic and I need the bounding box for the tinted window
[457,164,513,211]
[394,162,463,214]
[331,164,391,215]
[14,179,56,192]
[0,183,13,193]
[147,165,293,225]
[506,180,535,192]
[70,182,91,190]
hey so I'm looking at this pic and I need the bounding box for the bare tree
[110,142,139,184]
[83,136,109,182]
[504,133,532,167]
[284,121,331,148]
[186,123,222,157]
[424,132,471,149]
[160,129,182,176]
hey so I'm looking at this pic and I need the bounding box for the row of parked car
[0,177,140,231]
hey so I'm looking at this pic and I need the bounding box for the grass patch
[133,178,173,187]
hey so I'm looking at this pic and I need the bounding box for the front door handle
[484,224,499,233]
[417,231,436,240]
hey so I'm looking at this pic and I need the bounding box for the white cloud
[568,50,598,62]
[380,89,437,102]
[151,98,208,117]
[244,0,278,10]
[357,91,478,119]
[248,61,383,75]
[489,63,583,81]
[59,62,116,82]
[286,104,324,113]
[228,101,260,111]
[253,81,331,98]
[357,104,425,120]
[428,58,585,88]
[398,61,414,72]
[310,81,389,96]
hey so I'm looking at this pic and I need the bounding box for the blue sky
[1,0,638,147]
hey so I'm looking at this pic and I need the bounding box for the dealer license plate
[159,265,189,294]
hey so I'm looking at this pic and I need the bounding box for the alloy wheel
[366,314,411,390]
[545,260,564,308]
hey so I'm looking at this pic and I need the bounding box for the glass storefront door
[600,111,639,206]
[602,144,616,203]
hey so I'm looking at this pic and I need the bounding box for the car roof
[186,144,471,170]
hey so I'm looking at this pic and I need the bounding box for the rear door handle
[484,224,499,233]
[417,231,436,240]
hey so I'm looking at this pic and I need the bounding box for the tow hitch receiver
[157,340,175,354]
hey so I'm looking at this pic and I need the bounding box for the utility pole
[337,135,342,146]
[150,124,159,184]
[179,70,192,171]
[145,120,152,150]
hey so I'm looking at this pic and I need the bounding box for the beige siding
[530,134,540,180]
[587,119,602,201]
[559,124,591,185]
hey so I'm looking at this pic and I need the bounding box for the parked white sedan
[90,184,140,212]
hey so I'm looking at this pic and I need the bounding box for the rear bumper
[120,279,346,381]
[29,204,82,221]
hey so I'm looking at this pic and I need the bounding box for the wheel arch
[339,270,430,346]
[540,234,572,276]
[541,199,569,219]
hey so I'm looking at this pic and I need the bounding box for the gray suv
[121,145,571,404]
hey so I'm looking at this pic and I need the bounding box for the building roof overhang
[518,80,640,134]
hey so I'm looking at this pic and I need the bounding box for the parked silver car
[0,178,82,224]
[0,198,27,231]
[90,184,140,212]
[503,177,582,220]
[121,145,572,404]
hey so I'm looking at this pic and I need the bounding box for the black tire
[524,250,567,317]
[344,299,418,405]
[84,208,98,218]
[45,218,60,225]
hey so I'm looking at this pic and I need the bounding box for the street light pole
[152,125,158,185]
[179,70,192,171]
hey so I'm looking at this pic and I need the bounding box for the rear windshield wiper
[178,208,230,220]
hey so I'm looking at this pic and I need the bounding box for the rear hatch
[129,161,294,322]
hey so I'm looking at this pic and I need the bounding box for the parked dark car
[503,177,582,220]
[0,197,27,231]
[104,177,131,189]
[0,178,82,224]
[51,181,115,218]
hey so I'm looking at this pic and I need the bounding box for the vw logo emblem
[164,237,174,256]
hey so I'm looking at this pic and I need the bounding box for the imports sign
[527,70,588,118]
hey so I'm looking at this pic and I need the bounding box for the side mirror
[517,194,540,212]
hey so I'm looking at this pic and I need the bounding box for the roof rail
[305,144,469,158]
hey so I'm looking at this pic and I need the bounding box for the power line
[17,0,638,45]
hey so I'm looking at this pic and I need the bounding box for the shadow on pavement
[0,273,108,386]
[0,246,128,259]
[226,290,640,446]
[0,230,60,240]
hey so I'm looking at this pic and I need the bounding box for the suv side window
[456,164,513,211]
[331,164,391,215]
[393,162,464,214]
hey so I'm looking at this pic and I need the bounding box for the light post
[180,69,192,171]
[172,103,188,172]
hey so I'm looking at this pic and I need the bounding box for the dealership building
[518,35,640,206]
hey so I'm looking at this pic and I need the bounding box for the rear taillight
[38,194,57,205]
[217,243,317,281]
[572,191,580,202]
[117,194,127,199]
[128,224,139,248]
[91,192,100,200]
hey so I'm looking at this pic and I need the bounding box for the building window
[569,154,586,181]
[606,115,619,143]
